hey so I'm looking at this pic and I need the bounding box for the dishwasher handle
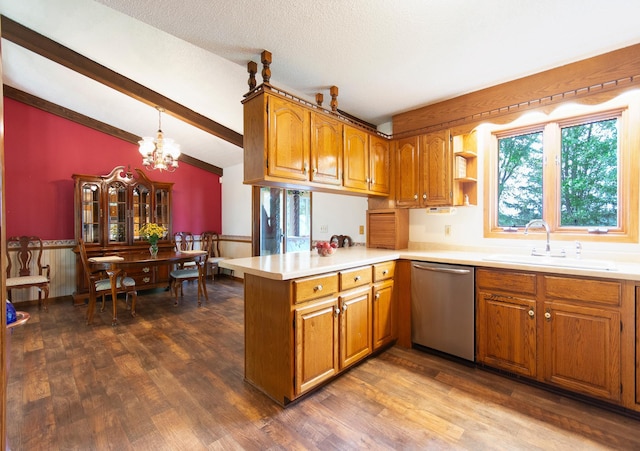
[412,263,471,275]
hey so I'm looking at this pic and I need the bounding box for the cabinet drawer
[373,261,395,282]
[340,266,373,291]
[293,273,339,304]
[476,268,537,296]
[543,275,621,306]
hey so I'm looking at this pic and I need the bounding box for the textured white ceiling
[2,0,640,169]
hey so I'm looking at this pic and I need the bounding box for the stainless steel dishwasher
[411,261,475,361]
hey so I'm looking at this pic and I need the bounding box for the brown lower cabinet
[245,261,396,406]
[477,268,626,404]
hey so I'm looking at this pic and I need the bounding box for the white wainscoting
[7,241,77,303]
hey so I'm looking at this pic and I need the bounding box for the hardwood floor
[6,277,640,450]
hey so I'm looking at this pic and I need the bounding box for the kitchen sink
[482,254,618,271]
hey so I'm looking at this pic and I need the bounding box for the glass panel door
[155,188,170,233]
[107,182,127,244]
[285,190,311,252]
[80,182,101,244]
[259,187,311,255]
[133,184,151,242]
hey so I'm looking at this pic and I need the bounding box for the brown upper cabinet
[394,130,452,207]
[243,88,389,196]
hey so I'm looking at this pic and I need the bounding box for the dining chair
[6,236,51,311]
[169,257,208,307]
[77,238,138,325]
[173,231,196,268]
[202,231,227,279]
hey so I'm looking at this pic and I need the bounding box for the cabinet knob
[382,270,388,275]
[422,193,427,200]
[303,164,309,173]
[413,194,418,200]
[375,292,380,300]
[334,307,340,317]
[528,309,534,317]
[312,167,317,174]
[143,277,150,283]
[314,284,323,292]
[544,310,551,320]
[143,267,150,273]
[354,275,361,282]
[342,304,348,312]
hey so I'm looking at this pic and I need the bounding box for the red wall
[3,98,222,240]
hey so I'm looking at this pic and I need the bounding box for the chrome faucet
[524,219,551,256]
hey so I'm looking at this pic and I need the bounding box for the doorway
[253,187,311,256]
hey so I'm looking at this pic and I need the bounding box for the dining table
[88,249,207,325]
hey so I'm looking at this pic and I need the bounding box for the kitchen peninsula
[221,247,640,413]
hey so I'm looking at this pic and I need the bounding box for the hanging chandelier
[138,107,181,171]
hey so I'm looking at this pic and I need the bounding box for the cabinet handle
[528,309,534,317]
[143,277,150,283]
[375,292,380,300]
[334,307,340,317]
[354,275,361,282]
[342,304,348,312]
[544,310,551,321]
[314,284,323,292]
[312,167,317,174]
[303,164,309,173]
[143,267,150,273]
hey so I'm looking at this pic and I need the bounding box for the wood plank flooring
[6,277,640,450]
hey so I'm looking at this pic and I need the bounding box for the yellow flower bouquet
[139,223,167,257]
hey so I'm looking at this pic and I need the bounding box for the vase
[149,243,159,258]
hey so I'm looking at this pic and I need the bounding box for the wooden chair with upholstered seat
[77,238,138,326]
[169,257,208,307]
[6,236,51,311]
[202,231,227,280]
[173,231,196,268]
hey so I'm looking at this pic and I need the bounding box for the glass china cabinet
[73,166,173,301]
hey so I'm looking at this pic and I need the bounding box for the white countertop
[220,247,640,282]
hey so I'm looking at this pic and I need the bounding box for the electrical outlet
[359,225,365,235]
[444,224,451,236]
[320,224,328,233]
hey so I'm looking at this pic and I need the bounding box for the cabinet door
[133,183,152,243]
[106,181,128,245]
[343,125,370,191]
[310,112,342,186]
[543,302,621,401]
[267,95,310,181]
[369,135,390,195]
[420,130,452,206]
[637,287,640,406]
[394,136,420,207]
[373,280,395,350]
[79,180,102,245]
[477,291,537,377]
[339,287,373,368]
[295,297,340,395]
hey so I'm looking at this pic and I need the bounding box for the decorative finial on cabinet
[316,93,323,107]
[330,86,339,112]
[247,61,257,90]
[261,50,272,84]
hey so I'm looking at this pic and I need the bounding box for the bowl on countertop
[317,246,336,257]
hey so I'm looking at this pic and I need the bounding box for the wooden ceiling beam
[0,15,244,150]
[4,85,224,176]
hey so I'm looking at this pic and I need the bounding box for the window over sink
[485,90,640,243]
